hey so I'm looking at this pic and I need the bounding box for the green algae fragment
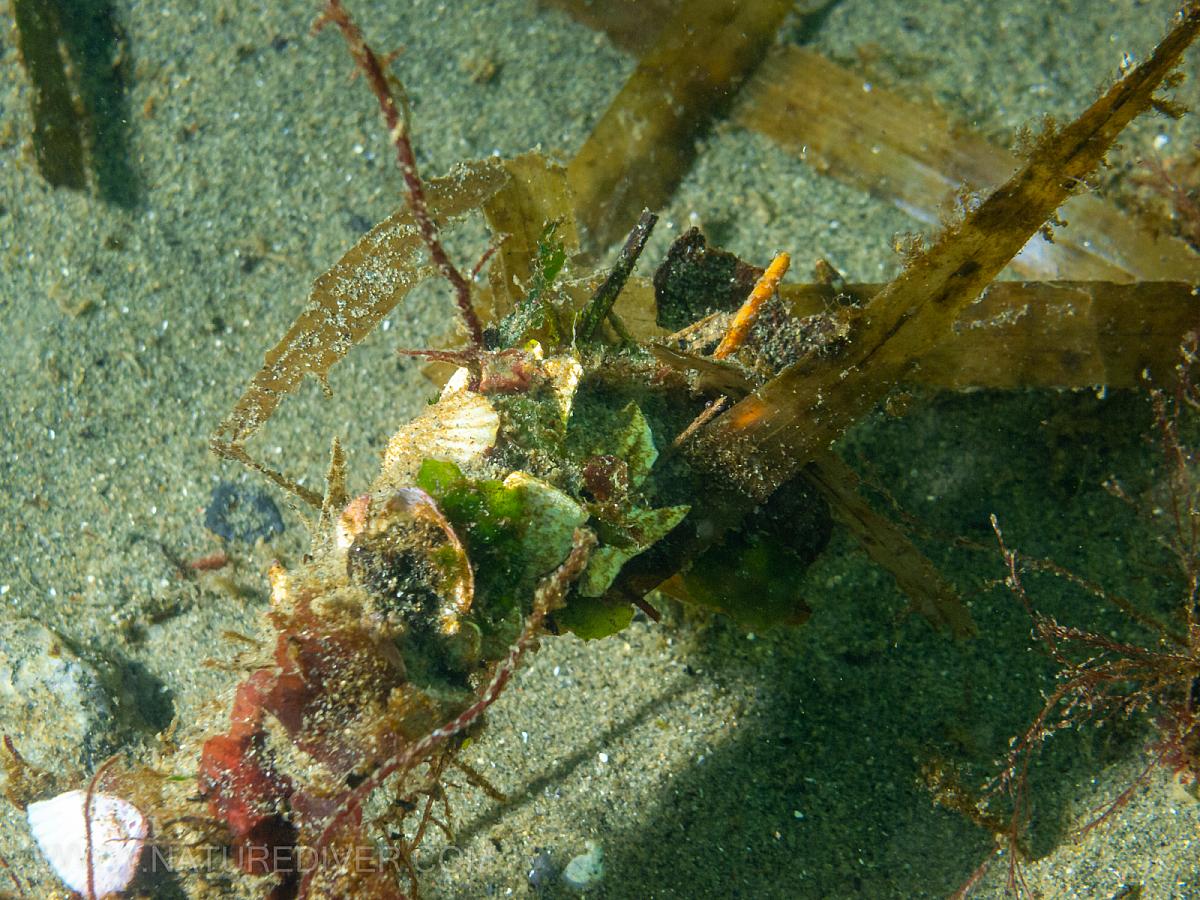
[416,459,524,544]
[555,593,635,640]
[677,531,812,630]
[579,504,690,597]
[571,399,658,487]
[416,458,464,497]
[610,402,657,487]
[497,222,568,347]
[502,471,588,579]
[416,458,526,613]
[564,398,691,601]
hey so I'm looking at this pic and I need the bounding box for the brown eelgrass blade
[736,47,1200,284]
[565,0,790,253]
[544,0,678,56]
[575,209,658,342]
[777,280,1200,390]
[695,5,1200,501]
[609,6,1200,609]
[805,454,977,639]
[613,276,1200,389]
[916,279,1200,389]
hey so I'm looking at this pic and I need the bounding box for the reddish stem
[315,0,484,346]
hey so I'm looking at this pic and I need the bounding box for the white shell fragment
[27,789,148,896]
[381,387,500,483]
[541,354,584,424]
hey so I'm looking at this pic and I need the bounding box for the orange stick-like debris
[713,251,790,359]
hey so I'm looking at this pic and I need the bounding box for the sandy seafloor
[3,0,1200,897]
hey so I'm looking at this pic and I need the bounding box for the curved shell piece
[347,488,476,636]
[27,789,148,896]
[381,388,499,485]
[385,487,476,635]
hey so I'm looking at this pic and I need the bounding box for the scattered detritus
[193,3,1198,895]
[13,1,1200,898]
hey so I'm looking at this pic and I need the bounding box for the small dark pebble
[528,849,555,891]
[205,482,285,544]
[347,212,373,234]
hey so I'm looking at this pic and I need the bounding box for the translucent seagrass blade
[735,46,1200,284]
[212,159,509,452]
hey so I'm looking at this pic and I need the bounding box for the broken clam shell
[27,789,148,896]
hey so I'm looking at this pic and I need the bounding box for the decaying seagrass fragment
[544,0,679,56]
[420,152,582,384]
[12,0,86,191]
[740,49,1200,284]
[917,280,1200,389]
[609,276,1200,389]
[777,280,1200,389]
[609,5,1200,606]
[547,0,834,58]
[565,0,790,253]
[695,5,1200,501]
[210,160,510,504]
[805,453,976,639]
[481,152,580,315]
[735,47,1200,283]
[557,0,1199,286]
[13,0,137,206]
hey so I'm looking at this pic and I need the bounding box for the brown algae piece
[696,5,1200,501]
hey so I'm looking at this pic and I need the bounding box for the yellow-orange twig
[713,251,790,359]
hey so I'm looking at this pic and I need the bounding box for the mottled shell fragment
[27,789,148,897]
[541,354,584,425]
